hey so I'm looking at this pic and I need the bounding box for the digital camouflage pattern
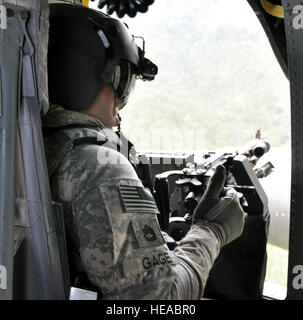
[42,105,221,300]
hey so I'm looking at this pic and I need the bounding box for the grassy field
[265,243,288,287]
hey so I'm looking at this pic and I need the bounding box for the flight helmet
[48,3,157,111]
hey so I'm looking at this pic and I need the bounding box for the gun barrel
[252,140,270,158]
[242,139,270,159]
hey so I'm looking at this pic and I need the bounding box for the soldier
[43,3,244,299]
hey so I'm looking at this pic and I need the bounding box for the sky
[89,0,290,151]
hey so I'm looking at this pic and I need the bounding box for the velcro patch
[132,217,165,248]
[119,185,160,214]
[122,250,176,277]
[141,251,175,271]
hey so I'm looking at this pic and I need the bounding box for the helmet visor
[111,60,137,109]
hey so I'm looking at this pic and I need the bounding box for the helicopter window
[91,0,290,299]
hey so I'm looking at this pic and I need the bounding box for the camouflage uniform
[42,105,221,300]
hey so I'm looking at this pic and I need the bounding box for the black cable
[92,0,155,18]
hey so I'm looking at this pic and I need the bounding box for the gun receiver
[153,138,273,241]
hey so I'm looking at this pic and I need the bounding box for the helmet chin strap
[117,114,122,133]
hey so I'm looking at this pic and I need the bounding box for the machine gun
[153,135,273,242]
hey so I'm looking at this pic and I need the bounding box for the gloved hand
[192,165,245,248]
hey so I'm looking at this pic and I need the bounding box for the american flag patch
[119,185,159,214]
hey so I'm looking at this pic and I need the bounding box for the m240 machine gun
[154,137,273,240]
[152,134,273,299]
